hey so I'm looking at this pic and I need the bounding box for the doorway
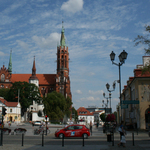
[145,108,150,129]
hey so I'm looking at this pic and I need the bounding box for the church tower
[56,22,72,99]
[29,56,39,87]
[8,50,12,75]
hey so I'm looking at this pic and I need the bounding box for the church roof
[11,74,56,85]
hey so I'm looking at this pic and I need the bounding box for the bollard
[62,134,64,147]
[0,130,3,146]
[132,132,134,146]
[42,132,44,147]
[112,131,114,146]
[82,134,84,147]
[22,133,24,146]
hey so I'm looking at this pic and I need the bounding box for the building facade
[121,56,150,129]
[0,97,21,123]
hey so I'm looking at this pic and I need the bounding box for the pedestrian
[96,120,99,128]
[90,121,92,135]
[118,121,126,147]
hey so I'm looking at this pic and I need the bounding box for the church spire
[32,56,36,76]
[29,56,38,80]
[29,56,39,87]
[8,50,12,74]
[60,21,66,47]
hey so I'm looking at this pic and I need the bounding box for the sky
[0,0,150,112]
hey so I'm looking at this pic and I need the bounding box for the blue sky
[0,0,150,112]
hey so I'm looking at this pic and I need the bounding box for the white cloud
[75,90,82,94]
[81,96,100,102]
[16,40,29,50]
[61,0,84,13]
[88,72,95,76]
[32,32,60,49]
[0,51,5,56]
[88,90,104,95]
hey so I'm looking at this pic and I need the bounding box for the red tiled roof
[0,98,18,107]
[77,107,93,116]
[11,74,56,85]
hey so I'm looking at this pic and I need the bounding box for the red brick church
[0,23,72,100]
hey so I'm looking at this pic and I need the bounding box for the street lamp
[103,93,110,114]
[110,50,128,123]
[105,81,116,114]
[102,99,109,123]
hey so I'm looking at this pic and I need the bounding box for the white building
[77,107,94,125]
[0,97,21,124]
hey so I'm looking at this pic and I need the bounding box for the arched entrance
[145,108,150,129]
[9,116,12,122]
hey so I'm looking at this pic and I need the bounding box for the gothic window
[1,74,5,82]
[65,56,67,68]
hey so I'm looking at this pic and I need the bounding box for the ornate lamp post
[105,81,116,115]
[102,99,109,123]
[110,50,128,123]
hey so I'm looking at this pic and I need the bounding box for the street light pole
[109,50,128,123]
[102,99,108,123]
[106,81,116,115]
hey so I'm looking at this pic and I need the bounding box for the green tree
[43,91,72,121]
[72,107,78,122]
[0,88,10,99]
[100,113,105,122]
[6,81,42,115]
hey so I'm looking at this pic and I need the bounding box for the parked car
[34,121,42,126]
[14,128,27,134]
[0,128,11,134]
[55,124,90,139]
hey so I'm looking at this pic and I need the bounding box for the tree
[43,91,72,121]
[72,107,78,122]
[0,88,9,99]
[106,114,116,122]
[100,113,105,122]
[134,25,150,73]
[6,81,42,116]
[134,25,150,55]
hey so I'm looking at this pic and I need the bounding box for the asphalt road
[1,122,150,150]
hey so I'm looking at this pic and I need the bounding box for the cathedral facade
[0,24,72,100]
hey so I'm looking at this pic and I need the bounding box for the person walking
[90,121,92,135]
[118,121,126,147]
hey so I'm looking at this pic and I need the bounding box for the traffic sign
[121,104,128,109]
[122,100,139,104]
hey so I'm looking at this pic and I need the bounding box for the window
[1,74,5,82]
[1,85,4,88]
[10,109,12,112]
[67,126,74,130]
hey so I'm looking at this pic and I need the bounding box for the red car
[55,124,90,139]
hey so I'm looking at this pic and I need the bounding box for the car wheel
[59,133,64,139]
[83,133,88,139]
